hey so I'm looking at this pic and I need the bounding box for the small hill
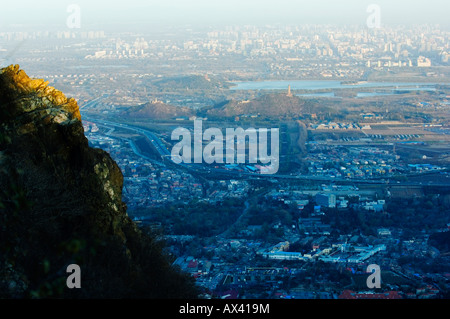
[124,100,193,120]
[205,93,321,119]
[151,74,232,91]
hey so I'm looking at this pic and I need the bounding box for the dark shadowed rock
[0,65,198,299]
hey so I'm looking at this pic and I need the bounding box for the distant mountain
[124,99,193,120]
[151,74,232,91]
[205,93,321,119]
[0,65,198,298]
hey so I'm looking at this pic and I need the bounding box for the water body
[356,92,397,98]
[230,80,445,91]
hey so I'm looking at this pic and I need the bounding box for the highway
[83,115,171,157]
[82,115,450,188]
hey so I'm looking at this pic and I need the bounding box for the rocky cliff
[0,65,197,298]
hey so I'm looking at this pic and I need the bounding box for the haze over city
[1,0,450,30]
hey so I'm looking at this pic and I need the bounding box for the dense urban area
[2,22,450,299]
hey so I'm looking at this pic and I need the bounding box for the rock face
[0,64,81,122]
[0,65,197,298]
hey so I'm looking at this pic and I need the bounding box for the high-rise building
[315,193,336,208]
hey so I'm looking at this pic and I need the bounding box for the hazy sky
[1,0,449,30]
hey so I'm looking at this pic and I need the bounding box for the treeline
[134,199,244,237]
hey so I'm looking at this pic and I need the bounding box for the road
[82,114,450,188]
